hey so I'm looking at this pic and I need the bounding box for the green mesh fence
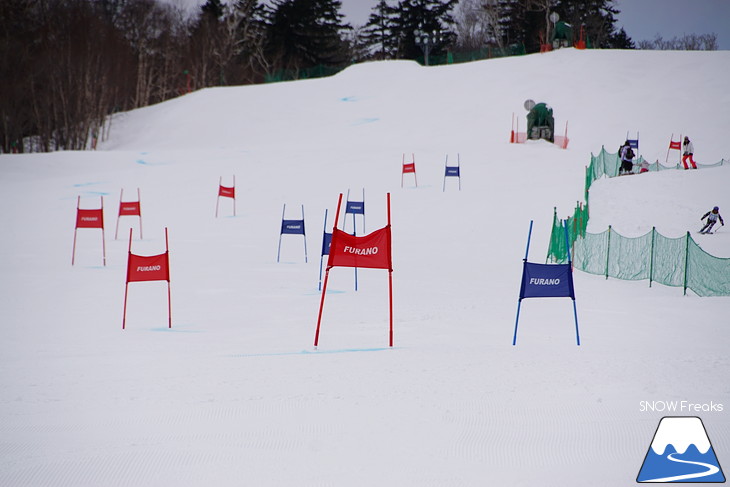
[547,147,729,296]
[585,147,728,200]
[553,223,730,296]
[687,239,730,297]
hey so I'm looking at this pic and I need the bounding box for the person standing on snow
[682,136,697,169]
[619,140,635,175]
[700,206,724,234]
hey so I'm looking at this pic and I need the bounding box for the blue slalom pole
[302,204,308,263]
[277,204,285,262]
[318,209,328,291]
[512,220,533,345]
[564,221,581,346]
[353,203,358,291]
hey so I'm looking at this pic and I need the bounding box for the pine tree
[266,0,351,73]
[389,0,458,61]
[360,0,399,60]
[555,0,629,49]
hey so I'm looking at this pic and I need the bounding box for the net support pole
[564,221,580,346]
[605,225,612,279]
[683,231,690,296]
[387,192,393,347]
[512,220,533,346]
[649,227,656,288]
[314,194,343,347]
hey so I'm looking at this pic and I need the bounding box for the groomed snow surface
[1,48,729,486]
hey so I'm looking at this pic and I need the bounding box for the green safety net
[547,147,729,296]
[551,222,730,296]
[687,239,730,297]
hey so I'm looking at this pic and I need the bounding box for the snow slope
[1,48,729,487]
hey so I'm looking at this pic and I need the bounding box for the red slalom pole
[100,196,106,266]
[314,193,343,347]
[122,228,133,329]
[72,196,80,265]
[165,227,171,328]
[387,192,393,347]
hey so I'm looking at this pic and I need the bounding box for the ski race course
[1,48,729,486]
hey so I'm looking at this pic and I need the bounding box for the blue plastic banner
[445,166,460,177]
[346,201,365,214]
[281,219,305,235]
[321,232,332,256]
[519,262,575,299]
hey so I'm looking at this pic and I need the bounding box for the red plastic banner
[402,162,416,174]
[119,201,141,216]
[327,227,391,270]
[127,252,169,282]
[669,141,681,150]
[219,185,235,198]
[76,208,104,228]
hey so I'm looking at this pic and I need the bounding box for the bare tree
[638,33,718,51]
[454,0,503,52]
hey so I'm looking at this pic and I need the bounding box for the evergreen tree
[389,0,458,61]
[266,0,351,73]
[492,0,632,53]
[360,0,399,60]
[554,0,629,49]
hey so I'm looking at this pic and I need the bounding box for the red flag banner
[219,185,235,198]
[127,252,170,282]
[669,140,681,150]
[76,208,104,228]
[119,201,141,216]
[327,227,391,270]
[402,162,416,174]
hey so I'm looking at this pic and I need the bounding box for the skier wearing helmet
[699,206,724,234]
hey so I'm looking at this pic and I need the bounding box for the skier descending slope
[699,206,724,234]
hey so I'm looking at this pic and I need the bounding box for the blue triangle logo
[637,416,725,483]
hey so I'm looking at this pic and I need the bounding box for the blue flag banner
[512,220,580,346]
[445,166,460,177]
[281,219,305,235]
[519,262,575,299]
[321,232,332,256]
[346,201,365,215]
